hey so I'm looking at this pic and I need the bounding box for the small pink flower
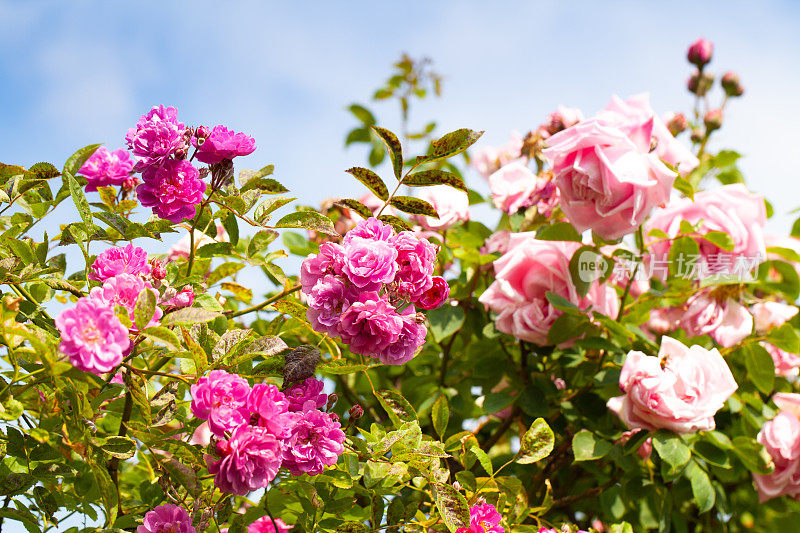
[281,408,345,476]
[471,132,524,180]
[455,503,504,533]
[393,231,437,300]
[126,105,187,171]
[607,337,738,434]
[89,274,163,330]
[194,125,256,165]
[208,425,283,495]
[248,516,292,533]
[754,398,800,502]
[56,297,130,375]
[687,38,714,67]
[247,384,297,439]
[190,370,251,437]
[284,378,328,412]
[79,146,134,192]
[762,342,800,377]
[89,243,151,282]
[415,276,449,310]
[165,286,195,309]
[342,237,398,290]
[138,159,206,223]
[137,504,195,533]
[488,162,538,214]
[306,274,357,337]
[342,217,394,245]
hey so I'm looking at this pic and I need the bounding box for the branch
[224,284,301,319]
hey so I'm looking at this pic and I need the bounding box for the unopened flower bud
[687,38,713,68]
[195,125,211,139]
[150,259,166,280]
[721,71,744,97]
[329,412,340,423]
[666,113,689,136]
[122,175,140,192]
[174,147,187,160]
[687,72,714,96]
[704,109,724,132]
[690,128,704,143]
[349,404,364,420]
[326,393,338,411]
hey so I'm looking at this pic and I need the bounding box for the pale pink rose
[762,342,800,377]
[645,184,767,281]
[488,162,538,214]
[752,301,798,334]
[542,118,675,240]
[597,93,699,174]
[412,185,469,231]
[478,235,619,345]
[482,231,513,256]
[648,291,752,347]
[471,132,525,180]
[775,393,800,419]
[754,407,800,502]
[607,337,738,433]
[168,222,229,261]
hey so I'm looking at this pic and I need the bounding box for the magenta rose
[78,146,134,192]
[284,377,328,412]
[56,297,130,375]
[377,308,427,366]
[415,276,449,310]
[488,161,538,214]
[607,337,738,434]
[138,159,206,223]
[207,425,283,495]
[754,394,800,502]
[281,408,345,476]
[89,243,151,282]
[392,231,437,300]
[190,370,251,436]
[125,105,187,171]
[300,242,345,292]
[342,217,394,245]
[645,184,767,280]
[412,185,470,231]
[249,516,292,533]
[337,294,404,357]
[164,285,195,309]
[478,236,619,345]
[455,503,504,533]
[306,274,356,337]
[342,236,398,290]
[194,125,256,165]
[542,118,675,240]
[137,504,195,533]
[246,383,297,439]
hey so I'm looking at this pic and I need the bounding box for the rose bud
[326,393,338,411]
[690,128,704,143]
[415,276,450,310]
[122,175,140,192]
[349,404,364,420]
[166,286,195,309]
[174,147,187,160]
[195,125,211,139]
[687,38,713,68]
[666,113,689,136]
[704,109,724,132]
[721,71,744,97]
[150,259,166,280]
[687,72,714,96]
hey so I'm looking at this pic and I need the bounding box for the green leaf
[517,418,555,464]
[377,214,411,232]
[345,167,389,201]
[98,436,137,460]
[426,304,465,343]
[63,143,101,178]
[65,172,93,228]
[161,307,221,326]
[133,288,157,330]
[404,169,467,192]
[349,104,376,126]
[254,196,297,224]
[731,436,773,474]
[372,126,403,179]
[432,482,470,532]
[572,430,612,461]
[275,211,338,237]
[418,128,484,164]
[390,196,437,217]
[668,235,700,279]
[685,461,715,513]
[336,198,374,219]
[766,323,800,353]
[432,395,449,438]
[375,389,417,426]
[652,430,691,469]
[673,174,695,200]
[742,343,775,394]
[536,221,582,242]
[568,245,611,297]
[700,231,735,252]
[140,326,182,351]
[240,177,288,194]
[207,262,246,286]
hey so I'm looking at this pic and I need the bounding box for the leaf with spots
[345,167,389,200]
[372,126,403,179]
[390,196,438,218]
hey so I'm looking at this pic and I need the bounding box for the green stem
[10,283,52,321]
[225,284,301,319]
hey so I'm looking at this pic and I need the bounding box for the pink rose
[415,276,450,310]
[193,125,256,165]
[488,161,538,214]
[482,231,512,256]
[471,132,524,180]
[542,118,675,240]
[342,237,399,290]
[754,406,800,502]
[597,93,699,174]
[248,516,292,533]
[645,184,767,281]
[455,503,504,533]
[762,342,800,377]
[752,301,798,334]
[413,185,470,231]
[78,146,134,192]
[687,38,714,67]
[342,217,394,245]
[300,241,346,293]
[89,274,163,331]
[281,408,345,476]
[137,504,195,533]
[56,297,130,375]
[607,337,738,433]
[190,370,251,436]
[207,425,283,495]
[89,243,151,282]
[392,231,437,300]
[478,236,619,345]
[284,378,328,412]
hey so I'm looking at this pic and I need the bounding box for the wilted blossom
[89,274,163,330]
[190,370,252,436]
[248,516,292,533]
[393,231,437,299]
[455,503,504,533]
[284,378,328,412]
[607,337,738,434]
[138,159,206,223]
[207,424,283,495]
[78,146,134,192]
[338,294,404,357]
[342,237,399,290]
[415,276,449,310]
[56,297,130,375]
[247,384,297,439]
[281,408,345,476]
[193,125,256,165]
[125,105,187,171]
[412,185,470,231]
[137,504,195,533]
[89,243,151,282]
[538,105,584,138]
[754,393,800,502]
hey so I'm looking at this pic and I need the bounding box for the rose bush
[0,41,797,533]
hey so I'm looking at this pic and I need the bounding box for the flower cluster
[56,244,193,375]
[456,503,504,533]
[192,374,345,495]
[300,217,448,365]
[123,105,255,222]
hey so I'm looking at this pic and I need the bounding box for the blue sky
[1,0,799,529]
